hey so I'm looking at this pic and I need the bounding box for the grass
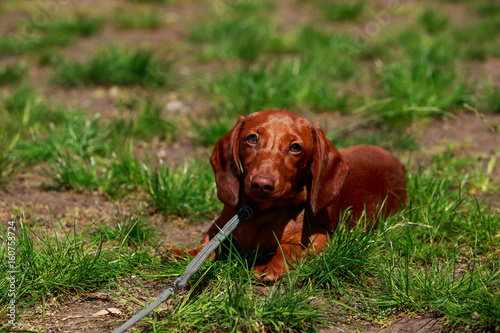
[2,151,498,331]
[368,45,471,124]
[0,0,499,332]
[418,8,450,34]
[52,46,170,87]
[114,9,164,29]
[30,15,104,38]
[96,209,155,246]
[0,211,153,308]
[1,87,67,138]
[190,16,280,62]
[141,160,221,218]
[0,63,25,85]
[0,134,19,186]
[111,97,177,141]
[207,57,353,114]
[0,15,103,56]
[317,0,365,21]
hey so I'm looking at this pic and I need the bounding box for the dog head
[210,110,349,215]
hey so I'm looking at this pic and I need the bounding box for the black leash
[112,205,254,333]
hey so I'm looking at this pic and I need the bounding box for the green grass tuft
[96,209,155,246]
[369,46,470,124]
[31,15,104,38]
[318,0,365,21]
[0,63,25,85]
[52,46,170,87]
[0,214,143,306]
[111,98,177,141]
[190,16,279,62]
[140,160,221,218]
[418,8,450,34]
[208,58,353,115]
[114,9,163,29]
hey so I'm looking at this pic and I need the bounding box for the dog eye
[290,143,302,153]
[246,134,258,144]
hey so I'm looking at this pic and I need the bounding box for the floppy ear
[210,116,245,207]
[310,124,350,216]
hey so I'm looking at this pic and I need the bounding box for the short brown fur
[170,110,407,282]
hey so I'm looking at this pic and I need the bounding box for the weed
[52,46,169,87]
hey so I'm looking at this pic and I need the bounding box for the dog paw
[253,265,281,283]
[163,248,189,261]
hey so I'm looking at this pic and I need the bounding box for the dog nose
[251,176,275,194]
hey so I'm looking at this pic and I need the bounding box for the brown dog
[171,110,406,282]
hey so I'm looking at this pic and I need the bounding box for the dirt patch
[422,111,500,155]
[13,277,170,333]
[321,316,443,333]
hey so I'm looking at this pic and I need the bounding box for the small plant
[52,46,169,87]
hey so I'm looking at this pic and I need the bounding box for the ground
[0,0,499,332]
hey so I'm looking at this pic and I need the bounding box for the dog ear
[310,123,350,216]
[210,116,245,207]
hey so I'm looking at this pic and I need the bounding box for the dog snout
[251,175,275,195]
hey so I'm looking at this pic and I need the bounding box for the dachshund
[171,110,407,282]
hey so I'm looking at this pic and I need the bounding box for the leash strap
[112,205,253,333]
